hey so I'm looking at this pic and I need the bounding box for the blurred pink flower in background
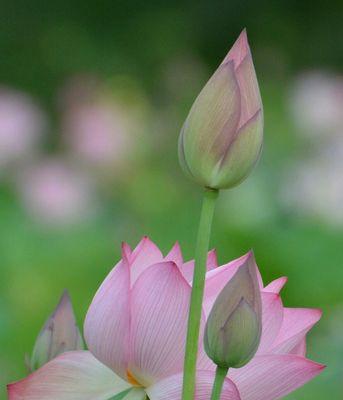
[282,71,343,226]
[8,238,324,400]
[289,71,343,137]
[63,102,133,168]
[281,147,343,226]
[60,76,150,177]
[0,88,47,169]
[17,159,95,226]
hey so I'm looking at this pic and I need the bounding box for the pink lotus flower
[8,238,324,400]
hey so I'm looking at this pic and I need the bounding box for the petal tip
[247,249,255,258]
[224,29,250,68]
[312,308,323,320]
[7,383,19,400]
[121,242,132,263]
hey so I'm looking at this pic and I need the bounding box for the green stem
[211,366,229,400]
[182,187,219,400]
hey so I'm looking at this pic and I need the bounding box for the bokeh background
[1,1,343,398]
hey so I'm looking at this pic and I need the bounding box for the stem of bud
[211,366,229,400]
[182,187,219,400]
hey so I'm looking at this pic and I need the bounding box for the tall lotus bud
[29,290,84,371]
[204,252,262,368]
[178,30,263,189]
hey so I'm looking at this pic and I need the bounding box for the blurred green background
[1,1,343,399]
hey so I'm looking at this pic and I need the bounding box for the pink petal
[289,338,307,356]
[215,110,263,189]
[84,252,130,379]
[206,249,218,270]
[196,352,216,371]
[257,293,283,353]
[229,354,325,400]
[7,351,133,400]
[203,252,260,316]
[271,308,322,355]
[146,371,241,400]
[129,261,196,386]
[165,242,183,267]
[263,277,288,294]
[235,54,262,128]
[221,30,262,128]
[181,61,241,183]
[129,237,163,285]
[292,339,307,356]
[222,29,249,69]
[180,249,218,282]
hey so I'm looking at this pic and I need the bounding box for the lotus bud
[178,29,263,189]
[204,252,262,368]
[29,290,84,371]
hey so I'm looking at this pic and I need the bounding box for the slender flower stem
[182,187,219,400]
[211,366,229,400]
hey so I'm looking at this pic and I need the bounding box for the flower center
[127,369,143,387]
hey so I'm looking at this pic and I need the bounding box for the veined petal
[181,61,241,185]
[146,371,240,400]
[229,354,325,400]
[222,29,250,69]
[7,351,132,400]
[289,338,307,357]
[271,308,322,355]
[235,53,262,128]
[206,249,218,270]
[213,110,263,189]
[129,261,195,386]
[180,249,218,282]
[203,252,255,316]
[129,237,163,285]
[222,30,261,127]
[257,293,283,353]
[165,242,183,267]
[84,255,130,379]
[263,277,288,294]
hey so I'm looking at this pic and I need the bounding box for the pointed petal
[271,308,322,354]
[203,252,257,316]
[206,249,218,270]
[257,293,283,353]
[235,53,262,127]
[84,257,130,379]
[222,30,261,127]
[129,237,163,285]
[222,29,249,69]
[7,351,132,400]
[146,371,240,400]
[229,354,325,400]
[214,110,263,189]
[31,290,84,371]
[264,277,288,294]
[129,261,195,386]
[165,242,183,267]
[180,249,218,282]
[181,61,241,185]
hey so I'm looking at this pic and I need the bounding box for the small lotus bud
[204,252,262,368]
[178,29,263,190]
[30,290,84,371]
